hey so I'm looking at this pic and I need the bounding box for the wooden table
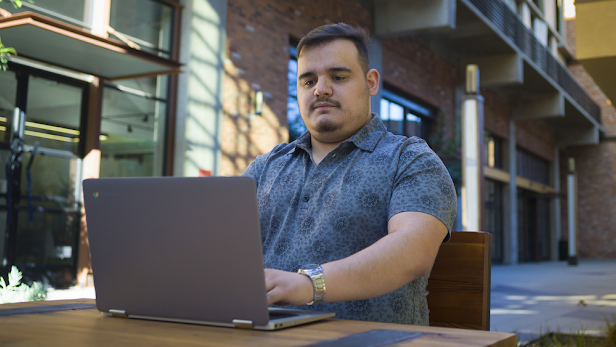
[0,299,516,346]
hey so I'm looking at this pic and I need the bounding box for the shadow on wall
[222,58,287,176]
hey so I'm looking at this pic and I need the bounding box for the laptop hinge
[109,309,128,318]
[232,319,254,329]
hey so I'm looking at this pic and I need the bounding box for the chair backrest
[426,231,492,330]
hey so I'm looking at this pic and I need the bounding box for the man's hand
[265,269,314,306]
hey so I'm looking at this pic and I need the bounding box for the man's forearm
[320,212,446,303]
[265,211,447,306]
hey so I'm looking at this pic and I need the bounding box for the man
[243,23,457,325]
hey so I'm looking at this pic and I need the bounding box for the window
[287,46,307,143]
[0,0,176,56]
[0,0,88,29]
[109,0,174,57]
[517,148,550,185]
[380,90,433,139]
[484,131,504,169]
[99,76,168,178]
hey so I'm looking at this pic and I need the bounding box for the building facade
[0,0,613,288]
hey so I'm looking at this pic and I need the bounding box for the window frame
[380,88,434,140]
[286,44,307,143]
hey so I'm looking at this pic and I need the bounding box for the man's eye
[333,76,345,81]
[303,80,315,86]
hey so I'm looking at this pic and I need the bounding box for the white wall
[174,0,228,176]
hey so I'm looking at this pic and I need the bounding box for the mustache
[310,98,341,109]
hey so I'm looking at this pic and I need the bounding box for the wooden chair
[426,231,492,330]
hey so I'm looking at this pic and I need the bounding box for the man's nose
[314,78,332,97]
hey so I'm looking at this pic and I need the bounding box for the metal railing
[468,0,601,124]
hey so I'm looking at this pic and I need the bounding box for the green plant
[603,315,616,347]
[0,37,16,71]
[0,0,35,70]
[0,266,47,304]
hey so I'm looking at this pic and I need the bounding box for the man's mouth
[311,99,340,110]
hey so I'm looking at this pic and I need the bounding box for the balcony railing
[468,0,601,124]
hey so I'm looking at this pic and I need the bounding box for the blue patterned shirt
[242,115,457,325]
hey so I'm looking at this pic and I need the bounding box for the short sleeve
[242,153,267,189]
[388,142,457,243]
[242,143,290,189]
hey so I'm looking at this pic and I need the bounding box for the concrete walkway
[45,259,616,344]
[46,285,95,301]
[491,259,616,343]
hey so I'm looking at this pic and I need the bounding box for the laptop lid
[83,176,272,326]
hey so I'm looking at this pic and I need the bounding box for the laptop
[83,176,334,330]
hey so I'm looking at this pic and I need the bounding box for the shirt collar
[288,113,387,154]
[344,114,387,152]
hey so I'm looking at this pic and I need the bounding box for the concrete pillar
[175,0,227,177]
[368,36,383,117]
[507,119,518,264]
[551,147,561,261]
[567,158,578,265]
[461,65,484,232]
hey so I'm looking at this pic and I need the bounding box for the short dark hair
[296,23,371,74]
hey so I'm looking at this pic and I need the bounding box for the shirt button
[332,154,336,158]
[303,195,309,202]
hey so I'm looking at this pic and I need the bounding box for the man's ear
[366,69,380,96]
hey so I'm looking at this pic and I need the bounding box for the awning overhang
[576,0,616,104]
[0,12,182,80]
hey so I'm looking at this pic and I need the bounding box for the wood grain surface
[427,231,492,330]
[0,299,515,346]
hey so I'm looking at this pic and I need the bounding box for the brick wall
[560,144,616,258]
[381,36,457,131]
[483,88,510,140]
[559,18,616,258]
[516,120,556,162]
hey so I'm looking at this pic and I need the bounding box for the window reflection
[100,85,167,177]
[0,0,87,28]
[483,132,503,169]
[16,211,79,265]
[380,96,430,138]
[26,75,83,154]
[109,0,173,55]
[287,49,307,142]
[0,70,17,144]
[405,113,422,138]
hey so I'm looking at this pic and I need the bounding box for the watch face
[301,264,320,271]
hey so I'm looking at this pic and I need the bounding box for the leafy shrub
[0,266,47,304]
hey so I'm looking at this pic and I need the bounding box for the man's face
[296,39,379,144]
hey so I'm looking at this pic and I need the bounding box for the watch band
[298,264,326,305]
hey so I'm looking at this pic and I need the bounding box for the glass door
[0,70,17,267]
[0,65,87,287]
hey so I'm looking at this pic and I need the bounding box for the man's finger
[267,287,283,306]
[264,269,276,292]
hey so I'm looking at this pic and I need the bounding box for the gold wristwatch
[298,264,326,305]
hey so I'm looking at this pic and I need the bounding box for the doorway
[0,63,88,287]
[517,189,551,262]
